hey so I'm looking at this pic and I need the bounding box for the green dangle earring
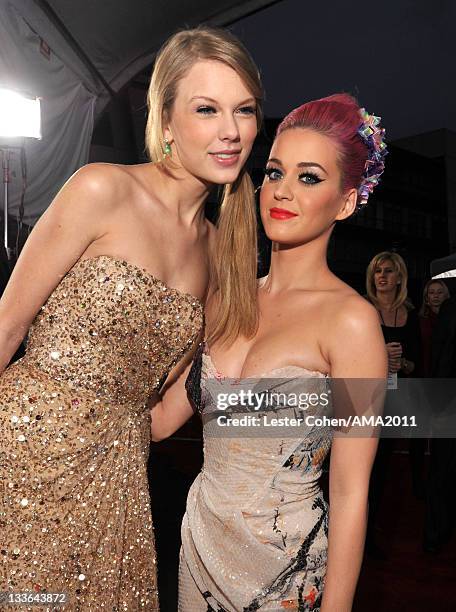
[164,138,172,157]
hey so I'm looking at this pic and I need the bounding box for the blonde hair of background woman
[146,27,264,345]
[418,279,450,317]
[366,251,412,310]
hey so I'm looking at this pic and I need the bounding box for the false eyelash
[264,166,282,177]
[196,106,216,114]
[298,171,322,184]
[237,106,256,114]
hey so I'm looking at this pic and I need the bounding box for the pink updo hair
[277,93,368,207]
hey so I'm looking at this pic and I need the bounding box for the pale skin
[372,259,414,374]
[151,128,388,611]
[0,59,258,376]
[426,281,447,313]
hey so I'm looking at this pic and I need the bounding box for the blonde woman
[365,251,420,555]
[0,27,262,609]
[366,251,419,377]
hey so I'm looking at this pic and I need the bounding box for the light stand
[1,147,13,259]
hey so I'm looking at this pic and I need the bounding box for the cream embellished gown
[179,344,333,612]
[0,255,203,610]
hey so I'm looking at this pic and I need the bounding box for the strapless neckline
[203,350,328,380]
[73,254,204,308]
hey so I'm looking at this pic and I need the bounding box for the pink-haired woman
[152,94,388,611]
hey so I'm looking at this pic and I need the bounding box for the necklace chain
[379,307,398,327]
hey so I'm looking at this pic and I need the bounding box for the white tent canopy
[0,0,278,226]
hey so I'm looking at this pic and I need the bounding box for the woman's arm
[385,342,402,373]
[150,358,196,442]
[150,226,217,442]
[150,336,203,442]
[320,297,387,612]
[0,164,119,372]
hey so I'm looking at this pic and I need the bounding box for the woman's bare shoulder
[66,162,134,211]
[326,287,380,339]
[325,290,386,377]
[72,161,127,184]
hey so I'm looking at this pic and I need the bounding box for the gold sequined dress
[0,255,204,610]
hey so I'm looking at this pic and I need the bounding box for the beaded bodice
[23,255,204,406]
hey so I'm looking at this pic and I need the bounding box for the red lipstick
[269,207,298,220]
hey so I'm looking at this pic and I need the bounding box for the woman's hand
[400,357,415,375]
[149,337,202,442]
[386,342,402,373]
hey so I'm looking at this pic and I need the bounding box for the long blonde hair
[145,27,263,346]
[366,251,410,310]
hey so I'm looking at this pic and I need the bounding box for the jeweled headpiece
[357,108,388,207]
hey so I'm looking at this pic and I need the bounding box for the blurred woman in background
[411,279,450,501]
[366,252,419,379]
[365,252,420,556]
[418,279,449,377]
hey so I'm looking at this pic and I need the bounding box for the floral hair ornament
[357,108,388,208]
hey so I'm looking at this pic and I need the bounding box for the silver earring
[254,185,262,194]
[164,138,172,156]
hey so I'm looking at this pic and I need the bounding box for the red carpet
[354,451,456,611]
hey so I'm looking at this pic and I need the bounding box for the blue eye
[298,172,322,185]
[237,106,256,115]
[197,106,216,115]
[264,167,282,181]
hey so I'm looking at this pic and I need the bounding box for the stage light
[0,88,41,260]
[0,88,41,139]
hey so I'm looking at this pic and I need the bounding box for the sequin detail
[1,255,204,610]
